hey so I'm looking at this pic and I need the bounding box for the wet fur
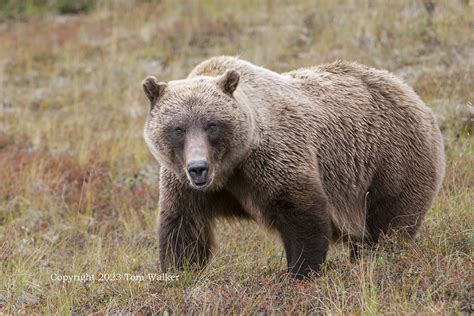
[144,56,445,278]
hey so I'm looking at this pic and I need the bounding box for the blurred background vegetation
[0,0,95,20]
[0,0,472,313]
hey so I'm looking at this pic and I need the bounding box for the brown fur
[142,56,445,279]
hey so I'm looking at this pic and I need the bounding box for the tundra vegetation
[0,0,472,314]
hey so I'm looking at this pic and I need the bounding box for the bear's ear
[217,69,240,95]
[142,76,167,107]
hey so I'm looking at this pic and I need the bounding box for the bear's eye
[173,127,185,138]
[206,123,219,134]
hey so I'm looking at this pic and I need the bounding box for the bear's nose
[187,160,209,185]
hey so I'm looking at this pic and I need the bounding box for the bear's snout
[187,160,209,186]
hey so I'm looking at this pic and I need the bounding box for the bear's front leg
[157,170,214,271]
[269,191,331,279]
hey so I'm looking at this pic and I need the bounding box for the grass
[0,0,472,313]
[0,0,95,21]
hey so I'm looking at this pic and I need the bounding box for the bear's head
[142,70,256,191]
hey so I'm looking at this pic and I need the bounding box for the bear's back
[281,61,444,238]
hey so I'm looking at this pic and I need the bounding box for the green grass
[0,0,472,313]
[0,0,95,21]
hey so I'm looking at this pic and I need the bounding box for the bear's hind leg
[365,188,432,246]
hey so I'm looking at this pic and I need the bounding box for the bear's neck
[234,70,299,147]
[232,84,262,158]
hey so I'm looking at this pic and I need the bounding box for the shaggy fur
[142,56,445,279]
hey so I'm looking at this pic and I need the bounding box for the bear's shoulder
[188,56,243,78]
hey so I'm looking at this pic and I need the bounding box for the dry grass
[0,0,472,313]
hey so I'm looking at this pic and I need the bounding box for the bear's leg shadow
[269,195,332,279]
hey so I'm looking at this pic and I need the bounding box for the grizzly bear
[142,56,445,279]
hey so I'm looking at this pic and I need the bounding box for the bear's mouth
[190,178,212,190]
[185,169,214,190]
[193,180,207,187]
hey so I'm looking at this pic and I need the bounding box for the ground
[0,0,472,314]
